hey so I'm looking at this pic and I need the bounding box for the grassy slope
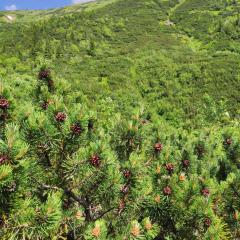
[0,0,118,23]
[0,0,239,126]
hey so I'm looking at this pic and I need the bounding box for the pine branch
[93,207,115,221]
[32,177,60,191]
[40,184,60,191]
[64,189,86,206]
[32,176,93,221]
[64,189,92,221]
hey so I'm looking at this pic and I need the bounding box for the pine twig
[93,207,115,221]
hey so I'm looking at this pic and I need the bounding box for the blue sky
[0,0,93,11]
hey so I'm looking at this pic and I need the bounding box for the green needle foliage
[0,66,239,239]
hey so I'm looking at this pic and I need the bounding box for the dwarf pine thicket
[0,0,240,239]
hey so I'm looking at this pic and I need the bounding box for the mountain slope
[0,0,240,126]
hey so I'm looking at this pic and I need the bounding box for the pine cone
[163,186,172,196]
[0,155,8,165]
[165,163,174,174]
[67,230,75,240]
[71,123,82,135]
[122,169,131,178]
[55,112,67,122]
[201,188,210,197]
[39,69,51,80]
[90,154,101,167]
[204,218,211,227]
[41,101,49,110]
[182,159,190,168]
[0,98,9,110]
[154,142,163,152]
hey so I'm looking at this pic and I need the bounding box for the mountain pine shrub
[0,68,239,239]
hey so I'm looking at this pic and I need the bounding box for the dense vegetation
[0,0,240,239]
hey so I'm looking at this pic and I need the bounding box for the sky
[0,0,94,11]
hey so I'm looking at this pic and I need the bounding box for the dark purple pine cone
[122,169,131,179]
[67,230,75,240]
[201,188,210,197]
[165,163,174,174]
[71,123,83,135]
[55,112,67,122]
[204,218,212,227]
[182,159,190,168]
[90,154,101,168]
[41,101,49,110]
[0,98,9,110]
[0,155,8,165]
[154,143,163,152]
[163,186,172,196]
[39,69,51,80]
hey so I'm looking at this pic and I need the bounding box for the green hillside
[0,0,240,239]
[0,0,239,126]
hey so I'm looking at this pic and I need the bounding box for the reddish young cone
[154,143,163,152]
[71,123,82,135]
[39,69,51,80]
[163,186,172,196]
[201,188,210,197]
[90,154,101,168]
[122,169,131,179]
[165,163,174,174]
[41,101,49,110]
[0,155,8,165]
[204,218,212,227]
[0,98,9,110]
[182,159,190,168]
[55,112,66,122]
